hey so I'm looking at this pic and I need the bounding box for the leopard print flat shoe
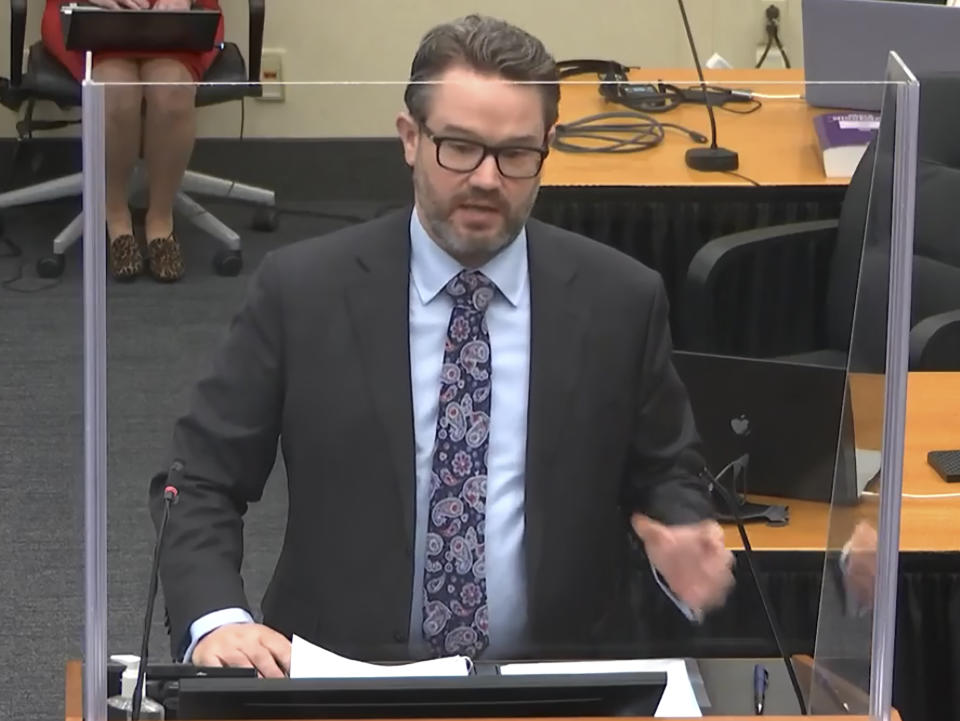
[146,232,185,283]
[108,233,143,281]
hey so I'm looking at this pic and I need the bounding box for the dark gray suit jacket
[150,209,713,661]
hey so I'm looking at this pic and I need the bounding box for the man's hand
[631,514,735,615]
[844,520,878,610]
[87,0,151,9]
[154,0,194,9]
[193,623,291,678]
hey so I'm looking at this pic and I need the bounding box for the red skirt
[41,0,225,82]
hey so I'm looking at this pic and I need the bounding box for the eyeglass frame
[417,121,550,179]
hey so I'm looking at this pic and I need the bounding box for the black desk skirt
[532,184,845,348]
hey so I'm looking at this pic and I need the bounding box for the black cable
[718,98,763,115]
[773,26,792,69]
[724,170,761,186]
[178,93,372,229]
[552,110,708,155]
[755,36,774,70]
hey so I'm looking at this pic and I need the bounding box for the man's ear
[396,112,420,168]
[545,123,557,151]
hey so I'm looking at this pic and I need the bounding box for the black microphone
[679,449,807,714]
[132,460,183,720]
[675,0,740,172]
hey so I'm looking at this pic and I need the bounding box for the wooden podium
[64,660,900,721]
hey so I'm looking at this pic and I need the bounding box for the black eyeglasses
[419,123,548,179]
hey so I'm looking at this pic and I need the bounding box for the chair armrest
[909,309,960,371]
[247,0,265,84]
[682,219,840,355]
[10,0,28,87]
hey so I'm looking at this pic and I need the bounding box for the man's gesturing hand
[631,514,735,615]
[193,623,291,678]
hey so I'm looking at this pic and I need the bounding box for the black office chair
[0,0,275,278]
[681,73,960,371]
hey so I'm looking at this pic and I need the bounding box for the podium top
[61,4,221,53]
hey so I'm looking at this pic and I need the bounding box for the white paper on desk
[289,634,472,679]
[500,659,702,718]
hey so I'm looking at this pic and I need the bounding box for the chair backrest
[824,140,874,353]
[911,74,960,323]
[825,72,960,364]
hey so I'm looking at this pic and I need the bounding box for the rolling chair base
[35,247,244,279]
[0,168,277,279]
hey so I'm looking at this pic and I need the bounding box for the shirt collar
[409,207,527,308]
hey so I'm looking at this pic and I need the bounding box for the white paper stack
[289,635,471,679]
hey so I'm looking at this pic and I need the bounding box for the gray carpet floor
[0,197,386,720]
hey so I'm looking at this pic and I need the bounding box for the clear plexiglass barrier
[0,10,927,718]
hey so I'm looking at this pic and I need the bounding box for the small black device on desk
[176,671,666,720]
[928,450,960,482]
[61,2,221,53]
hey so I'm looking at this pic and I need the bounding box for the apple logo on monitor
[730,414,751,437]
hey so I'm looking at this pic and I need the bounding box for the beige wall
[0,0,804,139]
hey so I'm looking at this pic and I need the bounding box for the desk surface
[723,372,960,552]
[542,68,844,189]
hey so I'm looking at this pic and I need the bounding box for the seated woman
[42,0,225,282]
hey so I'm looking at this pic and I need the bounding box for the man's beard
[413,166,539,264]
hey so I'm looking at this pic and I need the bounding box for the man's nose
[469,153,502,189]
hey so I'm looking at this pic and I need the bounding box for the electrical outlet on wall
[258,49,286,102]
[758,0,789,26]
[757,0,789,42]
[755,0,790,68]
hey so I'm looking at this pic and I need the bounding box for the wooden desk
[543,68,842,188]
[722,372,960,552]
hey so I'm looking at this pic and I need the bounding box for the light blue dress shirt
[185,209,531,660]
[407,208,530,658]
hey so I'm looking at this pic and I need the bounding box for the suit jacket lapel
[344,210,417,545]
[524,221,589,593]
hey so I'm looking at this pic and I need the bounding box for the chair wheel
[213,249,243,277]
[37,254,65,278]
[251,207,279,232]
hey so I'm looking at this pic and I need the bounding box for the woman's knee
[144,83,198,121]
[93,60,142,121]
[142,60,197,119]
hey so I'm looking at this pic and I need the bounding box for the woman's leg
[92,58,143,241]
[140,58,198,242]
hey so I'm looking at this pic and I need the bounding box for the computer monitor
[802,0,960,110]
[672,351,869,504]
[176,672,667,720]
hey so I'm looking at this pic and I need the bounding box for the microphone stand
[132,466,181,720]
[675,0,740,172]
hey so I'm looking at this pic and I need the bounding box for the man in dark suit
[151,14,734,677]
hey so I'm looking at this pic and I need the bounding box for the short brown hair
[404,15,560,134]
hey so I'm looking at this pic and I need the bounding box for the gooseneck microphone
[675,0,740,172]
[131,460,183,720]
[682,450,807,714]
